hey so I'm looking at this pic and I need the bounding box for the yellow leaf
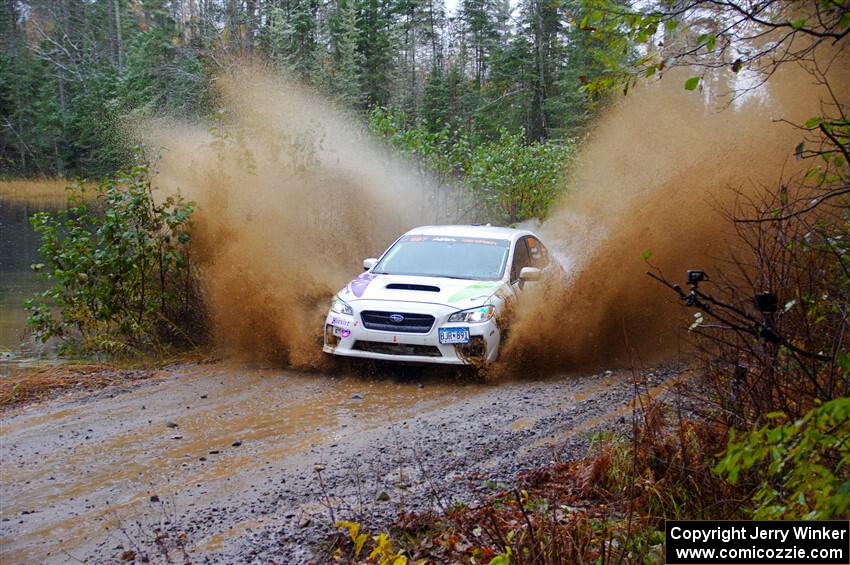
[354,533,368,557]
[370,533,392,560]
[392,555,408,565]
[336,520,361,544]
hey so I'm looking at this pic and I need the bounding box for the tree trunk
[410,10,417,111]
[115,0,123,69]
[227,0,240,54]
[530,0,548,141]
[245,0,256,58]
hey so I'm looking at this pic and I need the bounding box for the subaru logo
[389,314,405,323]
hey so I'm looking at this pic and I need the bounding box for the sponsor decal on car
[460,238,501,246]
[349,272,377,297]
[447,281,501,304]
[399,234,509,247]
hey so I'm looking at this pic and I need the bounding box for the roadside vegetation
[369,108,572,224]
[24,160,205,357]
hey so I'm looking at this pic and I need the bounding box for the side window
[526,237,549,269]
[510,238,532,282]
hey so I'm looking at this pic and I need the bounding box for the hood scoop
[385,283,441,293]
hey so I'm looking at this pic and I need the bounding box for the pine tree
[422,66,450,130]
[517,0,566,141]
[459,0,507,88]
[261,0,320,79]
[1,0,626,177]
[332,0,365,106]
[357,0,396,106]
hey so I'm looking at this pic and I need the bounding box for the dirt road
[0,362,681,563]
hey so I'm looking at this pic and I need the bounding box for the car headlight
[448,305,495,323]
[331,296,353,316]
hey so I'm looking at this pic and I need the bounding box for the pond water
[0,182,68,359]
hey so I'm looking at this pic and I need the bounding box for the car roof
[405,225,534,241]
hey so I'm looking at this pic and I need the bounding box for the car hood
[338,272,505,309]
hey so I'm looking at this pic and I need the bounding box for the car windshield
[373,235,511,280]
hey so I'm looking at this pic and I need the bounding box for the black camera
[754,292,778,314]
[687,270,707,284]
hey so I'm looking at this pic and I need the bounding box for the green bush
[25,161,204,356]
[369,107,570,224]
[715,398,850,520]
[466,130,568,224]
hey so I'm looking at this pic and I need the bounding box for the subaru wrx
[322,225,556,365]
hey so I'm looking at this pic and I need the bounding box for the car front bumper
[322,300,500,365]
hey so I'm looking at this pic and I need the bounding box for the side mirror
[519,267,541,282]
[363,258,378,271]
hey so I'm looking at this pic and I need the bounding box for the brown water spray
[144,60,846,374]
[497,63,848,376]
[145,67,464,368]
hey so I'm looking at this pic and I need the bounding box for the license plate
[439,327,470,344]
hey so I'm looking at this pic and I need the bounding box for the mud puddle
[0,362,682,563]
[0,363,478,562]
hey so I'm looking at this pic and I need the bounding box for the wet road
[0,362,680,563]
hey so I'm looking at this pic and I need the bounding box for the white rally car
[322,225,554,365]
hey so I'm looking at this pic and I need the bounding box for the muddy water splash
[145,67,461,367]
[142,62,847,374]
[500,63,849,375]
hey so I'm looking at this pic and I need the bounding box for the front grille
[360,311,435,333]
[352,341,443,357]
